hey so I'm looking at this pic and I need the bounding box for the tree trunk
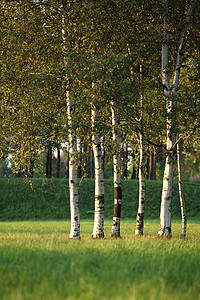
[46,149,49,178]
[67,95,80,239]
[135,65,146,235]
[85,145,91,178]
[135,133,146,234]
[122,143,128,179]
[110,100,122,237]
[66,151,69,178]
[150,150,157,180]
[153,150,157,180]
[57,147,60,178]
[158,0,174,235]
[177,141,187,237]
[158,0,195,237]
[62,8,80,239]
[91,148,94,178]
[46,147,52,178]
[146,152,150,180]
[91,99,104,238]
[49,148,52,178]
[158,149,174,237]
[77,142,82,179]
[131,165,136,180]
[150,151,153,180]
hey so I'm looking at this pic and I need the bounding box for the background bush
[0,178,199,220]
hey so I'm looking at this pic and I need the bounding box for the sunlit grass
[0,220,199,300]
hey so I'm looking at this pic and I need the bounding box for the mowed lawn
[0,220,199,300]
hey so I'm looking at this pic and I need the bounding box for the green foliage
[0,220,199,300]
[0,1,199,188]
[0,178,199,221]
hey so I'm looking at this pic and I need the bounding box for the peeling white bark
[158,150,173,237]
[91,97,104,238]
[172,0,196,96]
[67,95,80,239]
[62,10,80,239]
[135,132,146,235]
[177,141,187,237]
[110,100,122,237]
[158,0,195,237]
[135,65,145,235]
[162,0,171,95]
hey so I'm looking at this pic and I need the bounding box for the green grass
[0,178,200,220]
[0,220,199,300]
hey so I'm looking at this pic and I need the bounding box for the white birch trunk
[158,0,195,237]
[172,0,196,96]
[62,9,80,239]
[177,141,187,237]
[158,149,173,237]
[91,98,104,238]
[67,95,80,239]
[110,100,122,237]
[158,96,174,237]
[135,65,145,235]
[158,0,173,237]
[135,132,146,235]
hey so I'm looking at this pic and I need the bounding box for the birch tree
[110,100,122,237]
[177,139,187,237]
[158,0,196,237]
[91,85,104,238]
[62,1,80,239]
[135,65,146,235]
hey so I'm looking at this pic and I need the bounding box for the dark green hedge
[0,178,199,220]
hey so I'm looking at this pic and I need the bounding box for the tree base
[110,231,120,238]
[180,232,186,238]
[69,235,81,239]
[92,233,104,239]
[158,227,172,238]
[135,229,143,236]
[69,231,81,239]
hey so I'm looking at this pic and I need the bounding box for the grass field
[0,220,199,300]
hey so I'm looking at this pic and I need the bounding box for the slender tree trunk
[158,0,195,237]
[49,147,52,178]
[77,142,82,179]
[46,149,49,178]
[91,97,104,238]
[146,152,150,180]
[46,148,52,178]
[86,145,91,178]
[67,96,80,239]
[135,65,146,235]
[136,162,139,180]
[150,151,154,180]
[158,149,174,237]
[62,7,80,239]
[131,167,136,179]
[177,141,187,237]
[122,143,128,179]
[66,153,69,178]
[153,150,157,180]
[110,100,122,237]
[135,132,146,235]
[91,148,94,178]
[150,150,157,180]
[57,147,60,178]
